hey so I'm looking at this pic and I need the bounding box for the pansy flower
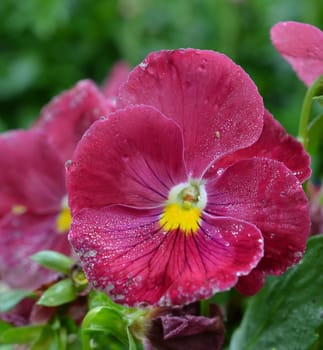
[270,21,323,86]
[0,80,114,290]
[67,49,310,306]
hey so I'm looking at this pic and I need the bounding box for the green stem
[200,298,210,317]
[298,75,323,150]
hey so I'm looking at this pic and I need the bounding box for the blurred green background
[1,0,323,135]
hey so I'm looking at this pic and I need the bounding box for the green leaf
[0,325,43,344]
[29,326,56,350]
[88,290,125,312]
[30,250,74,275]
[37,278,77,306]
[230,235,323,350]
[0,289,34,312]
[82,306,128,347]
[0,320,12,335]
[308,114,323,155]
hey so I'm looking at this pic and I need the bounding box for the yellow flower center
[56,197,72,233]
[11,205,27,215]
[159,180,207,235]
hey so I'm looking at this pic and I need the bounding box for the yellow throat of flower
[56,197,72,233]
[160,180,207,235]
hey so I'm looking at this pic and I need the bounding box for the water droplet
[294,251,303,259]
[197,64,206,72]
[65,160,72,169]
[139,61,148,70]
[215,131,221,139]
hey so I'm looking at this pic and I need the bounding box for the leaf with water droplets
[230,235,323,350]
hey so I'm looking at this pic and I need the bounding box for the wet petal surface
[35,80,112,161]
[67,105,187,213]
[69,205,263,306]
[205,158,310,293]
[0,212,71,289]
[117,49,264,176]
[208,110,311,183]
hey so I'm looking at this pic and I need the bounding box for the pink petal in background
[271,21,323,86]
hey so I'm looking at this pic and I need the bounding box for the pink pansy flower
[67,49,310,306]
[0,80,114,290]
[270,21,323,86]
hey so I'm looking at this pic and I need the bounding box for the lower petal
[69,206,263,306]
[0,213,71,290]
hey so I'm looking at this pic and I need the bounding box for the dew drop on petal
[197,64,207,73]
[65,160,72,169]
[139,61,148,70]
[294,251,303,259]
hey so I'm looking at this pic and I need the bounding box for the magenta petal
[271,21,323,86]
[206,158,310,281]
[69,206,263,306]
[0,129,65,216]
[235,268,266,296]
[208,110,311,183]
[35,80,113,161]
[0,213,71,289]
[117,49,264,176]
[101,61,130,99]
[67,105,186,213]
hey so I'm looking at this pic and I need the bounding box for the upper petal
[69,205,263,306]
[35,80,113,161]
[67,105,187,214]
[0,129,65,216]
[271,21,323,86]
[117,49,264,176]
[208,110,311,183]
[205,158,310,290]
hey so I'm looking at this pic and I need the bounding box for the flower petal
[117,49,264,176]
[205,157,310,292]
[271,21,323,86]
[35,80,112,161]
[0,129,65,216]
[208,110,311,183]
[235,268,266,296]
[67,105,187,213]
[0,212,71,289]
[101,61,130,99]
[69,205,263,306]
